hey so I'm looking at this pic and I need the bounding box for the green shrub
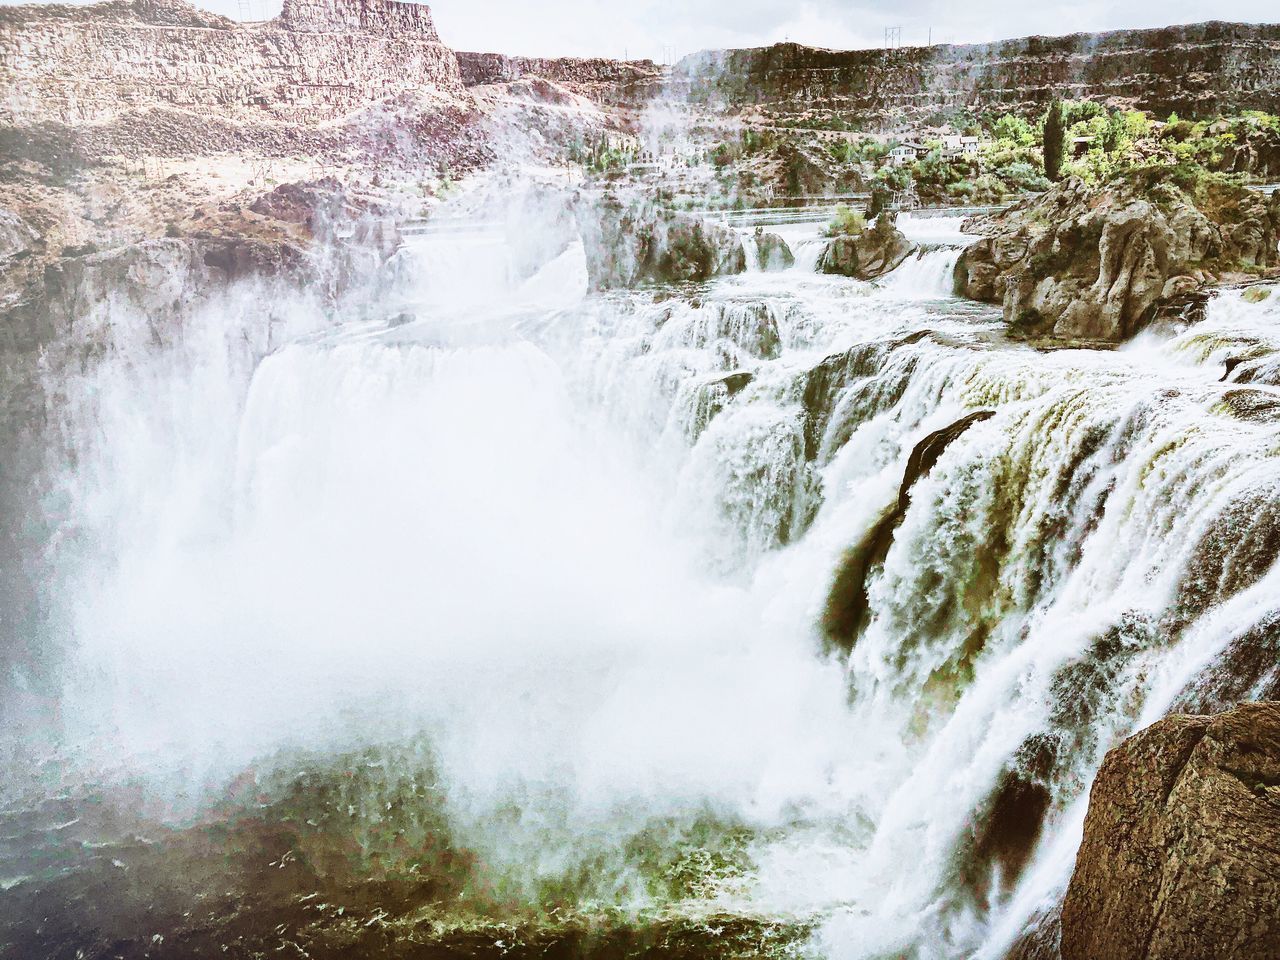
[825,204,866,237]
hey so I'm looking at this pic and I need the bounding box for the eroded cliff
[674,22,1280,126]
[0,0,463,126]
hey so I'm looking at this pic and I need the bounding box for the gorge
[2,2,1280,959]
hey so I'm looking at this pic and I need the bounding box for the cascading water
[878,246,963,297]
[8,197,1280,959]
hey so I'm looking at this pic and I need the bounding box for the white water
[26,203,1280,957]
[879,247,962,297]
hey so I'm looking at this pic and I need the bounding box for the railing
[400,218,504,237]
[899,204,1012,218]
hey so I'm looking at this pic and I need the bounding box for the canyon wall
[5,4,1277,136]
[456,52,664,105]
[673,21,1280,125]
[0,0,463,125]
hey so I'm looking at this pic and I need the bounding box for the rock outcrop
[673,22,1280,126]
[818,213,913,280]
[578,196,746,290]
[955,173,1280,342]
[1061,701,1280,960]
[1,177,399,350]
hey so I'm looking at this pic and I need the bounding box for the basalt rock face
[0,0,463,127]
[955,175,1280,342]
[818,213,913,281]
[457,52,664,106]
[1,178,399,344]
[1061,702,1280,960]
[673,22,1280,125]
[578,197,746,290]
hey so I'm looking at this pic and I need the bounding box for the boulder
[752,229,795,270]
[1061,702,1280,960]
[818,212,914,280]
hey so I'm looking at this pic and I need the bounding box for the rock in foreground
[1061,701,1280,960]
[753,229,795,270]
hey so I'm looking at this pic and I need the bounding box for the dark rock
[1219,388,1280,422]
[578,196,746,290]
[965,772,1052,905]
[1061,702,1280,960]
[1222,356,1249,381]
[821,410,995,652]
[708,370,754,396]
[248,177,356,230]
[897,410,995,508]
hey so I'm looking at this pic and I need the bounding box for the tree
[867,185,890,219]
[1043,98,1066,182]
[994,114,1035,147]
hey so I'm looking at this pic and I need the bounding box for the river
[3,208,1279,959]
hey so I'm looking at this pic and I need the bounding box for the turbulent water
[4,208,1280,959]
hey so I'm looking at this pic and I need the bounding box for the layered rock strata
[0,0,463,126]
[955,173,1280,341]
[673,22,1280,125]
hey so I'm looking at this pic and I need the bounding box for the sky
[9,0,1278,59]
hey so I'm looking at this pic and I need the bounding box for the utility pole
[884,26,902,49]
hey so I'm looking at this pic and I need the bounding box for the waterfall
[792,237,830,272]
[15,199,1280,959]
[879,246,963,298]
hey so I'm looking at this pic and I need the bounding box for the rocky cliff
[0,0,463,126]
[1061,702,1280,960]
[673,22,1280,126]
[457,52,664,107]
[817,212,914,280]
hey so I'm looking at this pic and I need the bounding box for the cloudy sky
[13,0,1278,59]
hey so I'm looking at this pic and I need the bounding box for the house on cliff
[942,135,982,156]
[889,141,928,166]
